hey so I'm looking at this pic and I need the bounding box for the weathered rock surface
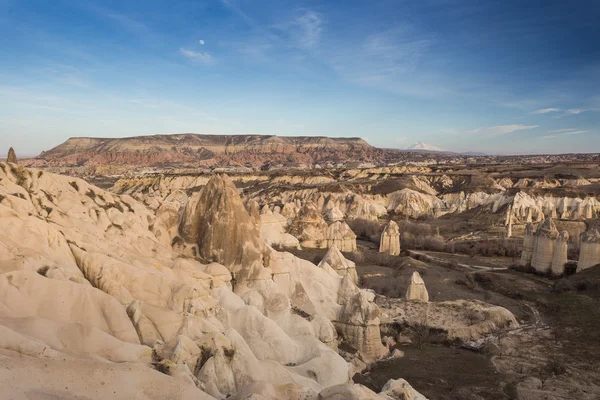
[405,271,429,302]
[0,163,394,398]
[288,202,328,248]
[318,245,358,284]
[7,147,17,164]
[326,221,357,253]
[531,219,560,274]
[578,229,600,272]
[380,221,401,256]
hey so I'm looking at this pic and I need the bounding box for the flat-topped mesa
[519,223,535,267]
[318,245,358,284]
[380,220,401,256]
[37,134,374,167]
[531,219,561,274]
[190,174,265,281]
[405,271,429,302]
[326,221,357,253]
[578,229,600,272]
[7,147,17,164]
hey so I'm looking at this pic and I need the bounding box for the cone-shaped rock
[405,271,429,302]
[326,221,357,252]
[380,220,400,256]
[318,245,358,284]
[7,147,17,164]
[191,174,264,279]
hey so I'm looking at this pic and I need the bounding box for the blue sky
[0,0,598,155]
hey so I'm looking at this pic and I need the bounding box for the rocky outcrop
[578,229,600,272]
[259,212,300,249]
[288,202,328,248]
[520,223,535,267]
[7,147,17,164]
[520,219,570,275]
[380,221,401,256]
[189,174,266,281]
[326,221,357,253]
[318,245,358,284]
[405,271,429,302]
[530,219,560,274]
[551,231,569,276]
[35,134,376,168]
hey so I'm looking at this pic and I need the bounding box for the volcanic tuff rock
[326,221,357,253]
[0,163,394,398]
[288,202,329,248]
[405,271,429,302]
[7,147,17,164]
[578,229,600,272]
[189,174,266,282]
[318,245,359,284]
[530,219,560,274]
[380,220,401,256]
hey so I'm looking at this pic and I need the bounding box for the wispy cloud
[549,128,578,133]
[564,130,588,135]
[289,10,323,49]
[565,108,596,115]
[180,48,214,65]
[468,125,538,136]
[531,107,561,114]
[541,129,589,139]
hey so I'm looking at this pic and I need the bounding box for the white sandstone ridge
[113,170,599,223]
[0,163,411,399]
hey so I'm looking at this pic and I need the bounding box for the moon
[199,40,205,45]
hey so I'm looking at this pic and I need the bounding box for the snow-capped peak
[405,141,448,152]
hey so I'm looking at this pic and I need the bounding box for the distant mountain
[405,141,449,152]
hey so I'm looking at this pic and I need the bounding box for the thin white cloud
[542,135,558,139]
[293,10,323,49]
[564,130,588,135]
[180,48,214,65]
[549,128,577,133]
[531,108,561,114]
[271,9,323,50]
[468,125,538,136]
[566,109,586,115]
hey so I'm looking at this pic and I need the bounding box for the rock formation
[530,219,560,274]
[405,271,429,302]
[259,211,300,249]
[380,220,401,255]
[578,229,600,272]
[189,174,266,282]
[326,221,357,252]
[551,231,569,276]
[288,202,328,248]
[519,223,535,267]
[7,147,17,164]
[318,245,358,284]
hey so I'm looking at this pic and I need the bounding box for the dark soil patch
[354,346,504,400]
